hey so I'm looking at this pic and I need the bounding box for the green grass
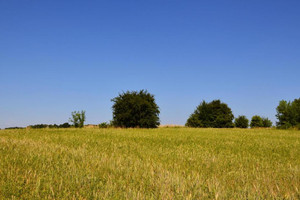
[0,128,299,199]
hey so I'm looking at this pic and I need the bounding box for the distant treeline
[185,100,274,129]
[2,90,299,130]
[28,123,71,129]
[5,127,25,130]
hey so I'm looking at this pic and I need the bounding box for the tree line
[4,90,299,130]
[109,90,298,129]
[185,100,273,128]
[25,111,86,129]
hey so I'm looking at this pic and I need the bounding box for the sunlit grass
[0,128,299,199]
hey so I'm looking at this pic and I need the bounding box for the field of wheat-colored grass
[0,128,299,199]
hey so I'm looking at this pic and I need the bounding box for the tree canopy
[186,100,234,128]
[69,110,86,128]
[234,115,249,128]
[262,117,272,128]
[250,115,263,128]
[111,90,160,128]
[276,98,300,129]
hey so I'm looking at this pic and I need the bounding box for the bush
[48,124,58,128]
[262,117,272,128]
[59,123,71,128]
[234,115,249,128]
[99,122,109,128]
[186,100,234,128]
[250,115,263,128]
[111,90,160,128]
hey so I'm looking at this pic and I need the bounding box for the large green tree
[186,100,234,128]
[111,90,160,128]
[276,98,300,129]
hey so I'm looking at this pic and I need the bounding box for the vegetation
[276,98,300,129]
[69,111,86,128]
[98,122,109,128]
[29,124,49,129]
[250,116,272,128]
[4,127,25,130]
[5,96,299,130]
[234,115,249,128]
[186,100,234,128]
[29,123,71,129]
[111,90,160,128]
[0,128,299,199]
[262,117,272,128]
[250,115,263,128]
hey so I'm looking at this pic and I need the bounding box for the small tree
[69,110,86,128]
[262,117,272,128]
[186,100,234,128]
[234,115,249,128]
[250,115,263,128]
[111,90,160,128]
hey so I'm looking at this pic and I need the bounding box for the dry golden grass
[0,128,299,199]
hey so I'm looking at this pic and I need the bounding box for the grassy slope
[0,128,299,199]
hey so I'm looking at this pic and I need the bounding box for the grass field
[0,128,299,199]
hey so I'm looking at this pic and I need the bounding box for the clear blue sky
[1,0,299,128]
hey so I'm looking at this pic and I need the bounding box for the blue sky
[1,0,299,128]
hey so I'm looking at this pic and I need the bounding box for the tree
[250,115,263,128]
[69,110,86,128]
[276,100,293,129]
[262,117,272,128]
[276,98,300,129]
[186,100,234,128]
[293,99,300,126]
[234,115,249,128]
[111,90,160,128]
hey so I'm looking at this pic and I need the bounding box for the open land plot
[0,128,299,199]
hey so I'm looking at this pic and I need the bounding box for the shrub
[250,115,263,128]
[48,124,59,128]
[59,123,71,128]
[111,90,160,128]
[186,100,234,128]
[234,115,249,128]
[99,122,109,128]
[262,117,272,128]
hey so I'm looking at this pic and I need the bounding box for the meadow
[0,128,299,199]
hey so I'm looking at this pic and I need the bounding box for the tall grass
[0,128,299,199]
